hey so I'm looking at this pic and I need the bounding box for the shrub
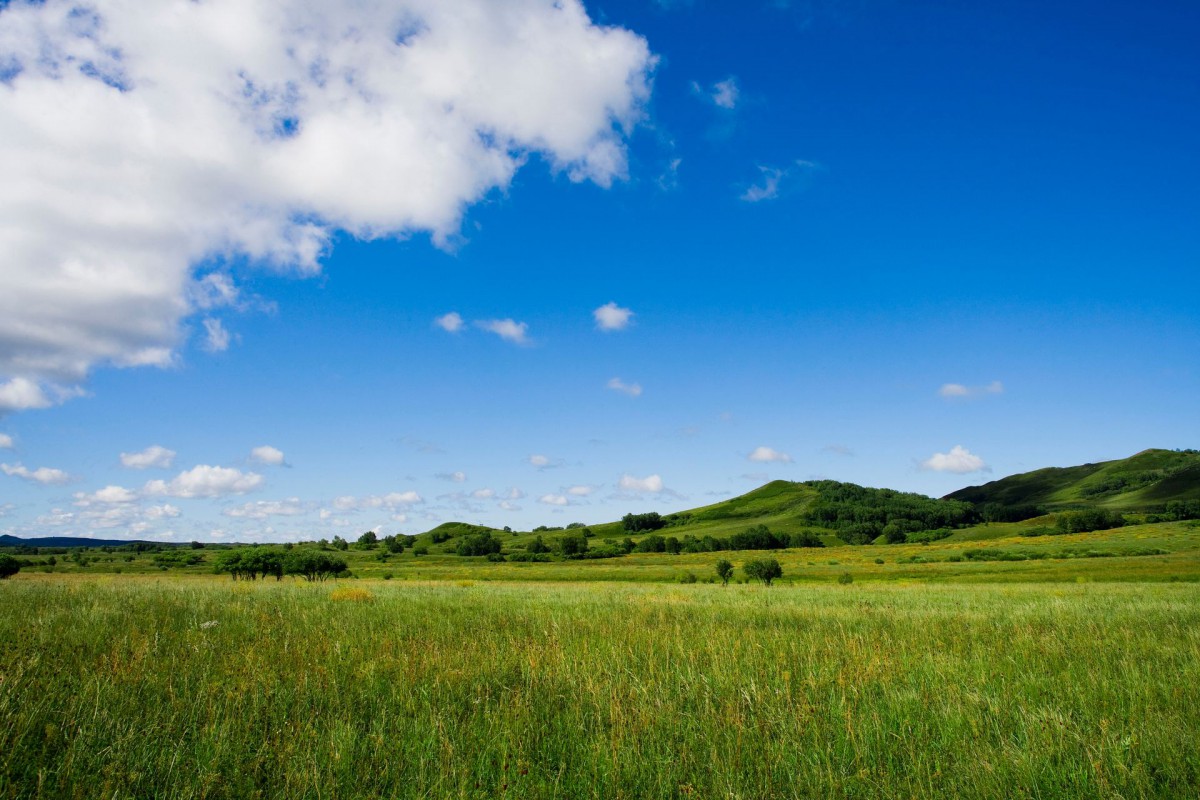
[873,558,884,565]
[382,572,394,580]
[743,558,783,587]
[678,571,698,584]
[837,572,853,585]
[715,559,734,586]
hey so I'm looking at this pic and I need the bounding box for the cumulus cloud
[120,444,176,470]
[539,493,569,506]
[202,318,233,353]
[0,433,12,449]
[0,0,654,403]
[144,465,264,498]
[1,462,71,485]
[619,473,664,493]
[434,312,464,333]
[938,381,1004,399]
[249,445,286,466]
[920,445,989,474]
[692,76,739,109]
[477,318,530,345]
[606,377,643,397]
[73,485,138,506]
[223,498,308,519]
[747,445,792,463]
[593,302,634,331]
[0,376,75,414]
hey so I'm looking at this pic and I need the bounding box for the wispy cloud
[740,159,820,203]
[607,377,643,397]
[1,462,71,485]
[691,76,740,109]
[938,381,1004,399]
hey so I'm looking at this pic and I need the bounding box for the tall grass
[2,577,1198,798]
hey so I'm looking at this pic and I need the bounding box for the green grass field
[3,572,1200,798]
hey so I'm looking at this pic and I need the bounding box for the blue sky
[0,0,1196,541]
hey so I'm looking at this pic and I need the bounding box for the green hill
[944,448,1200,511]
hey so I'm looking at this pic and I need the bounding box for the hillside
[945,448,1200,512]
[0,534,179,549]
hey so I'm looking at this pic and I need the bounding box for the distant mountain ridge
[0,534,178,549]
[944,448,1200,511]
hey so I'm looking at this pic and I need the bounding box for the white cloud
[498,500,521,511]
[0,0,653,402]
[539,494,569,506]
[0,433,12,449]
[528,454,550,467]
[741,166,785,203]
[202,318,233,353]
[1,462,71,485]
[593,302,634,331]
[249,445,286,466]
[120,444,176,470]
[471,488,495,499]
[144,465,264,498]
[938,381,1005,399]
[0,377,52,413]
[434,312,464,333]
[920,445,989,474]
[567,485,594,496]
[332,491,424,513]
[691,76,740,109]
[477,318,530,345]
[747,446,792,463]
[73,485,138,506]
[619,473,664,493]
[223,498,307,519]
[436,470,467,482]
[606,377,643,397]
[504,487,526,500]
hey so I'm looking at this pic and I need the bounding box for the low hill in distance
[0,534,181,549]
[945,448,1200,512]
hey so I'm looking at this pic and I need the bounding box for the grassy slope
[945,448,1200,510]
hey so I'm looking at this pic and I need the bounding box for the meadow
[2,574,1199,799]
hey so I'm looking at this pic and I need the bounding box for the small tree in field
[715,559,734,586]
[0,554,20,579]
[743,558,782,587]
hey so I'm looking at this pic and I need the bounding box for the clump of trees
[1055,509,1125,534]
[214,548,347,581]
[0,554,20,579]
[743,558,782,586]
[455,531,503,557]
[622,512,665,532]
[800,480,977,544]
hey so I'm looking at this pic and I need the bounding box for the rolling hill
[944,448,1200,511]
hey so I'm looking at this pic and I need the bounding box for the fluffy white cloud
[0,377,83,414]
[0,433,12,449]
[692,76,739,109]
[477,318,530,345]
[120,444,176,470]
[938,381,1004,399]
[619,473,664,493]
[73,485,138,506]
[0,0,653,400]
[249,445,286,466]
[539,493,569,506]
[435,312,464,333]
[747,446,792,463]
[593,302,634,331]
[1,462,71,484]
[202,318,233,353]
[606,377,643,397]
[223,498,307,519]
[144,465,264,498]
[920,445,988,474]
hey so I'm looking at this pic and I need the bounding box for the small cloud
[120,445,176,470]
[539,494,569,506]
[619,473,664,493]
[1,462,71,485]
[223,498,308,519]
[606,377,643,397]
[657,158,682,192]
[471,488,495,499]
[567,485,594,496]
[528,454,562,470]
[0,433,13,449]
[938,381,1004,399]
[692,76,740,109]
[436,471,467,482]
[249,445,286,466]
[73,485,138,506]
[593,302,634,332]
[740,160,820,203]
[434,312,464,333]
[919,445,989,474]
[504,487,526,500]
[498,500,521,511]
[747,446,792,463]
[144,465,264,498]
[821,444,854,457]
[202,318,233,353]
[477,318,530,345]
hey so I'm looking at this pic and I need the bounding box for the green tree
[357,531,378,549]
[331,536,349,551]
[0,554,21,579]
[743,558,783,587]
[715,558,734,586]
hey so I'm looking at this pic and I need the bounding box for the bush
[715,559,734,586]
[622,512,665,532]
[873,558,884,565]
[382,572,394,580]
[678,571,698,584]
[837,572,853,585]
[485,552,506,563]
[0,554,21,579]
[411,545,429,557]
[743,558,783,587]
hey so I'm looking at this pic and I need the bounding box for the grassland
[2,576,1199,799]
